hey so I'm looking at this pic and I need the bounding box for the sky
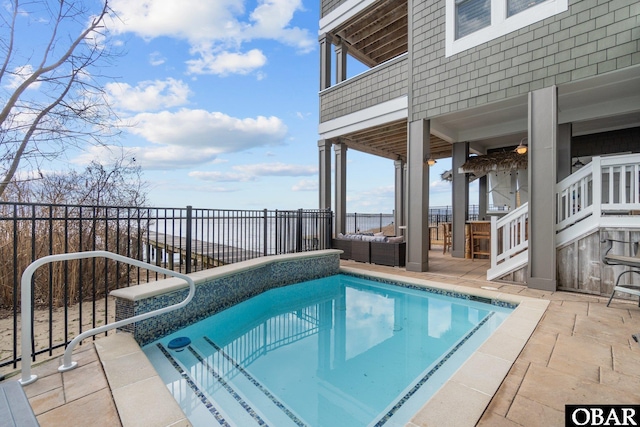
[8,0,464,212]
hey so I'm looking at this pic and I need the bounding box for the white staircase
[487,153,640,281]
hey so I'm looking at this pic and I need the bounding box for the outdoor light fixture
[514,137,528,155]
[573,158,584,168]
[426,156,437,166]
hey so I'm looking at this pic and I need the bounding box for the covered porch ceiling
[332,65,640,163]
[335,119,451,162]
[430,66,640,154]
[331,0,408,68]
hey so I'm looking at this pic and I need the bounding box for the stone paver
[17,343,121,426]
[36,388,120,427]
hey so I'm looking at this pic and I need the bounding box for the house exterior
[317,0,640,292]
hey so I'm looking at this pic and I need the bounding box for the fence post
[263,209,268,257]
[326,209,333,248]
[185,206,192,274]
[296,209,303,252]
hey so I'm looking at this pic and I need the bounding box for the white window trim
[446,0,568,57]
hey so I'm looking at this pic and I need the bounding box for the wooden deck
[143,233,262,268]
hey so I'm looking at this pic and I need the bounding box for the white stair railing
[19,250,195,386]
[555,159,596,233]
[556,154,640,246]
[488,153,640,280]
[487,203,529,280]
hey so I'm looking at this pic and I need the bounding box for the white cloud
[292,179,317,191]
[5,65,42,90]
[149,51,166,66]
[189,162,317,183]
[12,169,48,182]
[107,0,314,75]
[73,144,219,170]
[129,109,288,152]
[74,109,288,171]
[188,171,256,182]
[186,49,267,76]
[233,162,316,176]
[105,78,191,112]
[346,185,395,212]
[245,0,314,52]
[362,185,395,198]
[107,0,244,42]
[430,179,451,193]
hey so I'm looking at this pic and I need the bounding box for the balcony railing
[319,54,408,123]
[556,154,640,232]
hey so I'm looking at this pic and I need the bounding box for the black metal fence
[0,202,332,372]
[344,205,480,236]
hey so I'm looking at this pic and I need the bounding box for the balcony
[319,54,408,123]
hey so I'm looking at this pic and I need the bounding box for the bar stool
[470,221,490,260]
[442,222,452,254]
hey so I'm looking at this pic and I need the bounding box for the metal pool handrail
[19,250,196,386]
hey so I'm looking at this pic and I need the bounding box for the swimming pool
[143,273,514,426]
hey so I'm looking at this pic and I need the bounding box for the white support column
[557,123,573,181]
[403,162,408,229]
[527,86,558,291]
[510,171,518,209]
[319,33,332,91]
[335,38,348,84]
[394,159,405,237]
[479,175,488,220]
[318,140,332,210]
[335,143,347,235]
[452,142,469,258]
[406,119,430,272]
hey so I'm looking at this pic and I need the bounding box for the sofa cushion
[386,236,404,243]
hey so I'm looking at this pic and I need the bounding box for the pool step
[156,338,306,427]
[148,343,234,426]
[189,339,308,427]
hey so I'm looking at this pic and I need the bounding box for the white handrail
[556,154,640,232]
[19,250,195,386]
[491,203,529,265]
[488,153,640,279]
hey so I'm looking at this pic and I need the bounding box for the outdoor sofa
[332,233,406,267]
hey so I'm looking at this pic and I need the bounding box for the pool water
[143,274,513,427]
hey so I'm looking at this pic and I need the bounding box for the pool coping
[98,261,548,427]
[110,249,343,301]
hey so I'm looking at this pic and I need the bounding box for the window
[507,0,547,16]
[456,0,491,39]
[446,0,568,57]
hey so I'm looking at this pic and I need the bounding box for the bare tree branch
[0,67,78,196]
[0,0,18,86]
[0,0,121,198]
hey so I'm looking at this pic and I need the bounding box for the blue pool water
[143,274,513,427]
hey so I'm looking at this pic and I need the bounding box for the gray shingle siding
[410,0,639,121]
[319,55,408,122]
[321,0,349,17]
